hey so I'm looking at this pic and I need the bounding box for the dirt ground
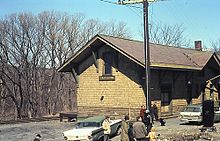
[1,118,220,141]
[153,118,220,141]
[0,120,73,141]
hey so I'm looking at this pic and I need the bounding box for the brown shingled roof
[58,34,214,72]
[100,34,213,70]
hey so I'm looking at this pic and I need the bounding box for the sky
[0,0,219,48]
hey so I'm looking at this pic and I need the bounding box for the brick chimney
[195,41,202,51]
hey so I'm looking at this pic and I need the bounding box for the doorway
[160,84,172,114]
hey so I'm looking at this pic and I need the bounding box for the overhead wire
[100,0,163,26]
[125,4,142,18]
[100,0,142,18]
[100,0,118,5]
[149,3,163,25]
[99,0,208,47]
[99,0,173,40]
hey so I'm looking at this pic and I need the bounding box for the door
[160,84,172,114]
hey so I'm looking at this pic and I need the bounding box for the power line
[126,4,143,9]
[125,5,142,18]
[100,0,118,5]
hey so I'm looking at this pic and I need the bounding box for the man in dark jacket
[133,116,147,141]
[152,104,159,121]
[143,110,153,134]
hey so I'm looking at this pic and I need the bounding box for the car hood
[63,127,100,136]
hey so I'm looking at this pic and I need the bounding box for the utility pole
[143,0,150,111]
[116,0,153,110]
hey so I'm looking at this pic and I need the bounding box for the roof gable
[58,34,214,72]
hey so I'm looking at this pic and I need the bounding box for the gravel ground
[152,118,220,141]
[1,118,220,141]
[0,120,73,141]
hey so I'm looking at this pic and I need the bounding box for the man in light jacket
[121,115,129,141]
[102,115,111,141]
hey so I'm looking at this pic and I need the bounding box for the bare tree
[148,23,190,47]
[0,11,131,120]
[211,39,220,52]
[105,20,131,38]
[0,13,43,118]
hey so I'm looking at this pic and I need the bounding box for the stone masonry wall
[75,45,219,119]
[77,46,145,118]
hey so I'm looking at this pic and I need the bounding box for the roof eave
[57,35,101,72]
[150,63,202,71]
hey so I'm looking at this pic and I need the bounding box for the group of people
[120,104,159,141]
[120,113,157,141]
[140,104,159,123]
[102,104,160,141]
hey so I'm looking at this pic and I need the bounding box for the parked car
[63,116,122,141]
[179,104,220,123]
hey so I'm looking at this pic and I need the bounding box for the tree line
[0,11,131,120]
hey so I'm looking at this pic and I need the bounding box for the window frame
[103,52,113,76]
[99,52,115,81]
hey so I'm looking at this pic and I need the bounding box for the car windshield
[75,122,100,128]
[184,106,201,112]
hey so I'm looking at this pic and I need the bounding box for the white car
[179,104,203,123]
[179,104,220,123]
[63,116,122,141]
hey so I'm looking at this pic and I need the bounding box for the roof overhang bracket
[114,51,119,72]
[71,68,79,87]
[92,50,99,73]
[213,54,220,67]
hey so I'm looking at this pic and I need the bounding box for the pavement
[112,118,220,141]
[1,117,220,141]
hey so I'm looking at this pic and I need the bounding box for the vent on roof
[195,41,202,51]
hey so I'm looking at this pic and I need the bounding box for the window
[99,52,115,81]
[103,52,113,75]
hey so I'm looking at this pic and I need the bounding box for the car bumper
[180,116,202,122]
[63,136,92,141]
[63,134,93,141]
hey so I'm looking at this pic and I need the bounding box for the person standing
[152,104,159,121]
[140,105,145,121]
[133,116,147,141]
[121,115,130,141]
[144,110,153,134]
[102,116,111,141]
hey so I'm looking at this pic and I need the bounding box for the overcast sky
[0,0,219,48]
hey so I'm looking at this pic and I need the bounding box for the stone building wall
[77,46,145,119]
[75,45,219,119]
